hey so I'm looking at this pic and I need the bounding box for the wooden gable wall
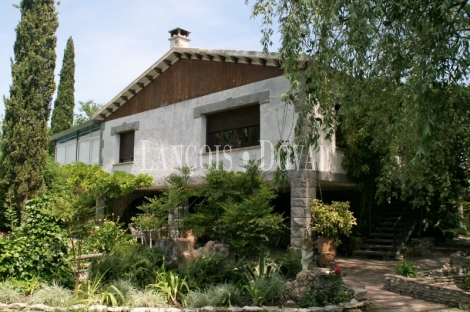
[105,59,283,122]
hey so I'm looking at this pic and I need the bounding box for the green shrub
[244,273,286,305]
[396,260,418,278]
[0,281,21,304]
[0,195,73,285]
[298,292,319,308]
[127,288,167,308]
[275,250,302,279]
[185,283,241,308]
[85,219,134,254]
[149,263,189,306]
[29,283,74,307]
[178,254,245,289]
[89,245,164,288]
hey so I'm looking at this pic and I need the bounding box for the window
[206,105,260,151]
[119,131,135,163]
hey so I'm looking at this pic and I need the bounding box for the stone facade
[384,274,470,308]
[289,170,316,248]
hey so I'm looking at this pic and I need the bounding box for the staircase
[353,204,416,260]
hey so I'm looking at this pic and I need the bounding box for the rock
[30,304,49,311]
[213,244,229,256]
[214,308,231,312]
[204,241,216,251]
[184,309,198,312]
[8,303,27,310]
[262,307,281,312]
[242,307,261,312]
[284,300,296,307]
[309,308,324,312]
[323,305,342,312]
[281,308,298,312]
[130,308,148,312]
[69,304,87,311]
[201,307,214,312]
[352,288,368,301]
[166,308,183,312]
[228,307,243,312]
[88,305,107,312]
[340,298,365,309]
[107,308,123,312]
[0,304,8,311]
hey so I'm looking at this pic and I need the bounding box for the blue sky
[0,0,279,117]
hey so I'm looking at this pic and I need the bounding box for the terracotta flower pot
[317,236,337,267]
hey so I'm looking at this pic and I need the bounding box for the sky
[0,0,280,117]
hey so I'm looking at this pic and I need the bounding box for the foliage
[310,270,352,306]
[298,292,319,308]
[76,272,125,307]
[395,260,418,278]
[244,249,280,282]
[0,0,59,227]
[138,167,196,238]
[243,273,286,306]
[5,278,42,295]
[143,161,285,258]
[179,254,246,289]
[310,200,357,245]
[0,281,21,304]
[74,100,102,126]
[50,37,75,141]
[89,244,165,288]
[275,250,302,279]
[86,219,134,254]
[185,283,242,308]
[463,276,470,291]
[0,194,73,285]
[149,261,189,306]
[29,283,74,307]
[221,185,285,256]
[127,288,168,308]
[249,0,470,232]
[45,162,152,285]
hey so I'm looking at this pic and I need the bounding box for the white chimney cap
[168,27,190,49]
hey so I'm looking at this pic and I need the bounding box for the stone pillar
[289,169,316,249]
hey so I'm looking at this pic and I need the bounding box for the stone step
[362,244,395,250]
[353,250,396,260]
[369,232,394,238]
[364,238,394,244]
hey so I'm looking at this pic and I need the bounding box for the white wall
[102,76,346,186]
[55,130,100,165]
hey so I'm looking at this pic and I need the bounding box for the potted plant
[310,199,357,266]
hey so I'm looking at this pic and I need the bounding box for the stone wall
[450,252,470,271]
[384,274,470,308]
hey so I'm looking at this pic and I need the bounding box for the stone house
[50,28,354,248]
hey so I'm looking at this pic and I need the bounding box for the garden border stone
[384,273,470,308]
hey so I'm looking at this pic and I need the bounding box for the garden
[0,160,366,311]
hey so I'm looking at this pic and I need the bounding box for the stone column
[289,169,316,249]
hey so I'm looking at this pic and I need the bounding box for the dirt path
[336,252,463,311]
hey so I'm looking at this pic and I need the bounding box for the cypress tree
[0,0,58,227]
[50,36,75,156]
[51,37,75,138]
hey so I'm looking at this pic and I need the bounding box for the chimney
[168,27,190,49]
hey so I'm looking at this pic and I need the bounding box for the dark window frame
[119,130,135,163]
[206,105,260,152]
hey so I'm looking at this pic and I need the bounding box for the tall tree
[51,37,75,136]
[250,0,470,229]
[0,0,58,227]
[74,100,102,125]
